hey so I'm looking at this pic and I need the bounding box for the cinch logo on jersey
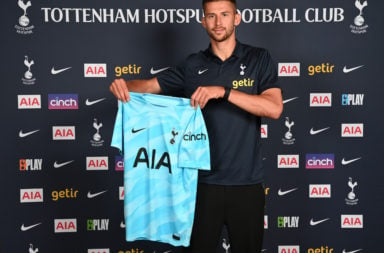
[278,155,299,168]
[261,124,268,138]
[19,159,42,171]
[52,188,79,201]
[115,64,142,77]
[264,215,268,229]
[277,216,299,228]
[87,219,109,231]
[341,215,363,228]
[115,155,124,171]
[309,184,331,198]
[52,126,76,140]
[84,63,107,77]
[119,186,124,200]
[48,94,79,110]
[308,63,334,76]
[278,63,300,77]
[308,246,334,253]
[341,94,364,106]
[54,218,77,233]
[310,93,332,107]
[306,154,334,169]
[86,156,108,171]
[183,131,207,141]
[278,245,300,253]
[18,95,41,109]
[20,188,43,203]
[88,249,110,253]
[341,123,363,137]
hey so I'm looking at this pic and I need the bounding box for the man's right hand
[109,78,130,102]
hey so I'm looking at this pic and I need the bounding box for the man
[110,0,283,252]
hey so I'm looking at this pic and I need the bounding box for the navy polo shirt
[157,41,280,185]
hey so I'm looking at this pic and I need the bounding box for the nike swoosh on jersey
[21,223,42,231]
[51,66,72,75]
[150,67,170,75]
[283,97,299,104]
[198,69,208,75]
[132,128,146,133]
[54,160,74,168]
[85,98,106,106]
[87,190,107,199]
[342,249,362,253]
[343,65,364,73]
[310,218,330,226]
[310,127,330,135]
[278,188,298,196]
[19,129,40,138]
[341,157,362,165]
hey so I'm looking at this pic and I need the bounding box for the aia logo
[18,94,41,109]
[52,126,75,140]
[86,156,108,171]
[278,246,300,253]
[309,184,331,198]
[84,63,107,77]
[19,159,42,171]
[277,154,299,168]
[88,249,110,253]
[341,215,363,228]
[54,218,77,233]
[278,63,300,77]
[341,123,363,137]
[310,93,332,107]
[119,186,124,200]
[260,124,268,138]
[264,215,268,229]
[20,188,43,203]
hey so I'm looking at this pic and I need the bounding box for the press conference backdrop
[1,0,383,252]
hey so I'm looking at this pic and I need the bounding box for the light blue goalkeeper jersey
[111,92,210,246]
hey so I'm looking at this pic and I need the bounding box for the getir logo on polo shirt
[52,126,76,140]
[86,156,108,170]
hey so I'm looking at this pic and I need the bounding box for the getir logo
[341,214,363,228]
[278,63,300,77]
[278,245,300,253]
[88,249,110,253]
[52,126,76,140]
[18,94,41,109]
[115,64,142,77]
[87,156,108,171]
[52,188,79,201]
[308,246,333,253]
[305,154,334,169]
[117,249,144,253]
[261,124,268,138]
[309,184,331,198]
[278,154,299,168]
[310,93,332,107]
[84,63,107,77]
[48,94,79,110]
[19,159,42,171]
[308,63,334,76]
[54,218,77,233]
[341,123,363,137]
[20,188,43,203]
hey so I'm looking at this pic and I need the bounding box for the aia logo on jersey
[261,124,268,138]
[309,184,331,198]
[88,249,110,253]
[20,188,43,203]
[310,93,332,107]
[277,155,299,168]
[278,245,300,253]
[52,126,76,140]
[18,95,41,109]
[341,123,364,137]
[54,218,77,233]
[278,63,300,77]
[341,215,363,228]
[84,63,107,77]
[119,186,124,200]
[86,156,108,171]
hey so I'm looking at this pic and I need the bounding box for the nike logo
[283,97,299,104]
[343,65,364,73]
[54,160,74,168]
[278,188,298,196]
[150,67,170,75]
[21,222,42,231]
[51,66,72,75]
[85,98,106,106]
[19,129,40,138]
[310,218,330,226]
[198,69,208,75]
[132,128,145,133]
[342,249,362,253]
[341,157,362,165]
[310,127,330,135]
[87,190,107,199]
[120,221,126,228]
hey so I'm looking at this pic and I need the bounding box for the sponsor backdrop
[1,0,383,252]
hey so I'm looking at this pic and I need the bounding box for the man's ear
[234,12,241,26]
[201,16,207,29]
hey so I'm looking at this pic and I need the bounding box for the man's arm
[109,77,162,102]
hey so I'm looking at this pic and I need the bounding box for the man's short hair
[202,0,237,9]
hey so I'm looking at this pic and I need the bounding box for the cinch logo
[88,249,110,253]
[309,184,331,198]
[84,63,107,77]
[87,219,109,231]
[308,246,334,253]
[115,155,124,171]
[278,155,299,168]
[341,214,363,228]
[264,215,268,229]
[278,245,300,253]
[19,159,42,171]
[20,188,43,203]
[232,78,255,89]
[52,126,76,140]
[86,156,109,171]
[48,94,79,110]
[341,123,363,137]
[183,132,207,141]
[51,188,79,201]
[308,63,335,76]
[18,95,41,109]
[278,63,300,77]
[305,154,334,169]
[277,216,299,228]
[119,186,124,200]
[310,93,332,107]
[54,218,77,233]
[261,124,268,138]
[115,64,142,77]
[341,94,364,106]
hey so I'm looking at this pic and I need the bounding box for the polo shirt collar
[203,40,243,61]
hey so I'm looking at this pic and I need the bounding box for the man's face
[202,1,241,42]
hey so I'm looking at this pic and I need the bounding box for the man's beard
[207,25,235,42]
